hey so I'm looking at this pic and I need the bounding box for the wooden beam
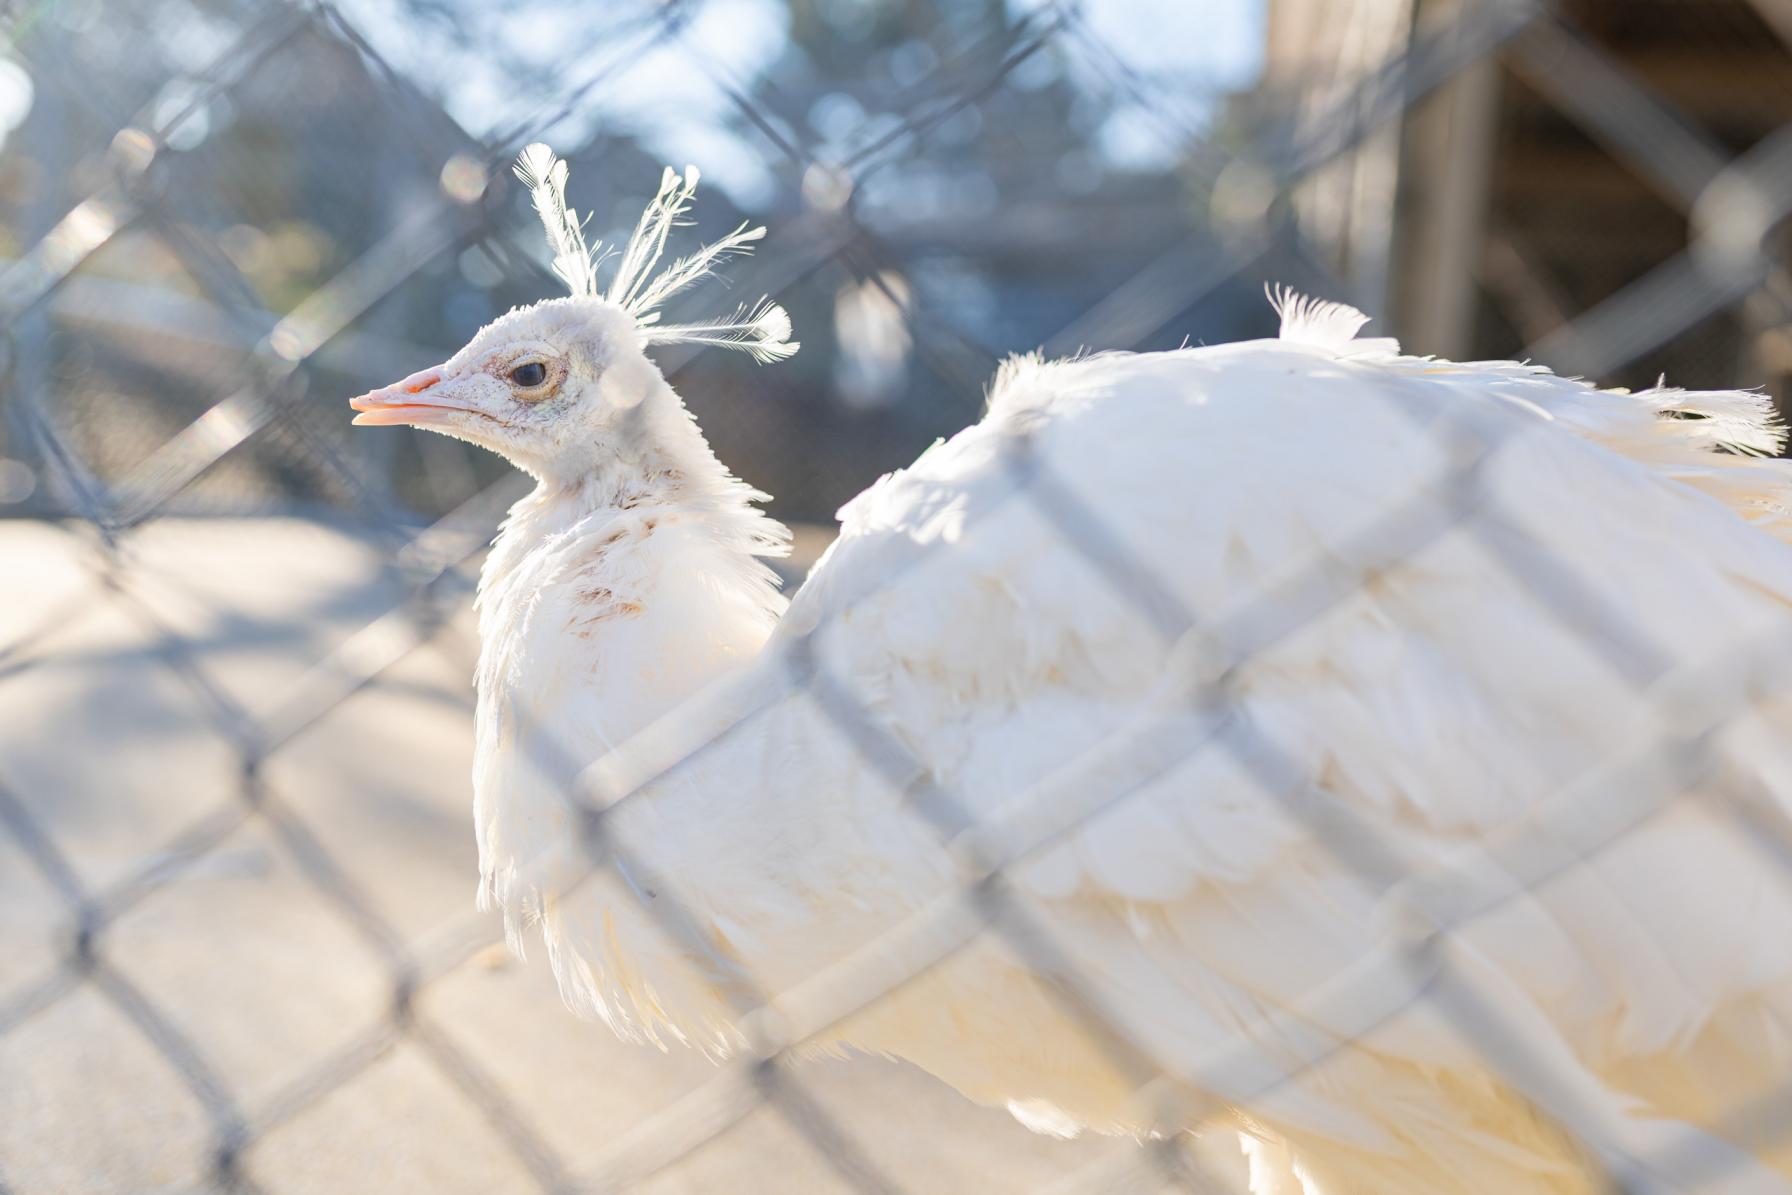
[1394,0,1503,358]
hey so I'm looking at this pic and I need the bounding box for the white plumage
[350,147,1792,1194]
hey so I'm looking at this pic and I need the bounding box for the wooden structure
[1267,0,1792,400]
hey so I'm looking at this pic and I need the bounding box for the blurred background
[2,0,1791,1192]
[6,0,1789,529]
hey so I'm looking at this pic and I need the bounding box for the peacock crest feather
[512,144,799,364]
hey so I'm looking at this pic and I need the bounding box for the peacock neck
[476,399,791,751]
[471,409,792,939]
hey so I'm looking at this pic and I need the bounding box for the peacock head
[349,146,797,482]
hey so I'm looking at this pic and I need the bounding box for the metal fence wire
[5,0,1792,1191]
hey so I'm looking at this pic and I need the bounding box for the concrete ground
[0,516,1240,1195]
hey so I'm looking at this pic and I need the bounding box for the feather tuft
[623,222,768,318]
[608,164,703,312]
[514,144,601,298]
[1643,383,1786,456]
[647,297,800,364]
[1266,283,1400,357]
[513,146,796,365]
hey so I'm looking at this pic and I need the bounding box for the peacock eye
[509,361,548,388]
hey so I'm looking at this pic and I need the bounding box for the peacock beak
[349,366,475,427]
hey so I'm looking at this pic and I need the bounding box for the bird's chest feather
[474,510,688,766]
[469,501,787,909]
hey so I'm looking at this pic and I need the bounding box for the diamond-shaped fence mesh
[4,0,1792,1191]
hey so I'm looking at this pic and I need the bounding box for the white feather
[467,282,1792,1195]
[513,143,601,298]
[513,147,797,364]
[608,164,701,313]
[646,297,800,363]
[624,222,766,318]
[1268,281,1401,357]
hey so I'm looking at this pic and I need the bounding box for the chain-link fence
[5,0,1792,1191]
